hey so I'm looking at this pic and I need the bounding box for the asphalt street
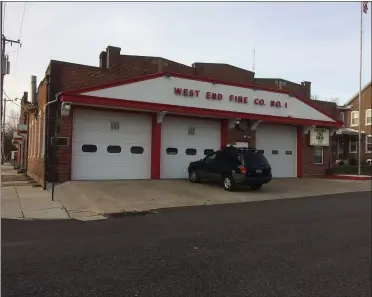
[2,192,371,297]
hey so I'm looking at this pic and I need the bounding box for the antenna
[252,44,256,72]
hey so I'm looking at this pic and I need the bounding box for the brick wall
[32,45,341,183]
[26,79,47,186]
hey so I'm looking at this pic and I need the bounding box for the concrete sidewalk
[1,165,70,220]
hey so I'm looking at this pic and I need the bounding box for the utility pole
[1,34,21,164]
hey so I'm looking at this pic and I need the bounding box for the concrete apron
[54,178,371,218]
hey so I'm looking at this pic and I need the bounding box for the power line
[14,2,26,75]
[2,2,5,35]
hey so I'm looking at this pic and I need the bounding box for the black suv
[188,146,272,191]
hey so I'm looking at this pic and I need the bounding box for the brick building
[16,45,342,187]
[335,81,372,163]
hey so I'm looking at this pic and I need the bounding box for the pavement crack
[13,185,25,219]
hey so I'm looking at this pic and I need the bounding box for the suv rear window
[241,151,270,167]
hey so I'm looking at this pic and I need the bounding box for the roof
[344,80,372,106]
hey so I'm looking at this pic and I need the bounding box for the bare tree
[311,94,320,100]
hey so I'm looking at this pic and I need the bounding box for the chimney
[301,81,311,99]
[22,91,28,103]
[31,76,37,105]
[99,51,107,69]
[106,46,121,68]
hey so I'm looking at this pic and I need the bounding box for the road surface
[2,192,371,297]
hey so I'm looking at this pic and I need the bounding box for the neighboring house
[335,81,372,163]
[14,45,342,188]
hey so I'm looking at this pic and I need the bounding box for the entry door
[255,124,297,178]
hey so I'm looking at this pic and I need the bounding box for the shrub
[349,157,357,166]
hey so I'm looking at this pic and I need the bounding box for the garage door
[255,124,297,178]
[71,109,151,180]
[161,116,221,179]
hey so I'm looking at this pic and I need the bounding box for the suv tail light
[238,166,247,174]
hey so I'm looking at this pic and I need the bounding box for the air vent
[110,121,119,131]
[188,127,195,135]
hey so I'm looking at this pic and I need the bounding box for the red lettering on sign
[229,95,234,101]
[206,92,211,99]
[228,94,248,104]
[254,98,265,105]
[174,88,200,98]
[285,102,287,108]
[217,93,223,100]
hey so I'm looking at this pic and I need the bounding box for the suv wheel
[223,174,235,191]
[250,183,262,191]
[189,170,201,183]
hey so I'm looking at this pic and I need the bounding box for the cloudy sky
[3,1,372,116]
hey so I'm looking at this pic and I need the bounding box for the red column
[151,114,161,179]
[296,126,303,178]
[220,119,228,149]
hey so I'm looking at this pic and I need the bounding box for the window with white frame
[365,109,371,125]
[351,111,359,126]
[349,136,358,153]
[314,147,323,164]
[340,112,345,125]
[366,135,372,153]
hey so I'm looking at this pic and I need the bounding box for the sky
[2,1,372,117]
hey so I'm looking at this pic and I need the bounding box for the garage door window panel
[204,149,215,156]
[107,145,121,153]
[186,148,197,155]
[82,144,97,153]
[131,146,144,154]
[166,148,178,155]
[314,147,323,164]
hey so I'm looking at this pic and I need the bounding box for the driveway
[54,178,371,218]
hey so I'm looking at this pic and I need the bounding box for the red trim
[151,114,161,179]
[62,72,342,126]
[220,119,228,148]
[61,94,341,128]
[325,174,371,181]
[296,126,302,177]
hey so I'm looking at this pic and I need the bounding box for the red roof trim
[61,94,342,128]
[62,72,341,125]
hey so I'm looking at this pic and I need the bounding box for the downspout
[43,88,61,191]
[43,75,51,190]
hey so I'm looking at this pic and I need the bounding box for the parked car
[188,146,272,191]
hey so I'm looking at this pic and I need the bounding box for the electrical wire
[14,2,26,74]
[2,2,6,35]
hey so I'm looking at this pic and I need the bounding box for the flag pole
[358,1,363,176]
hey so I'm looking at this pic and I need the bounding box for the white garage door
[161,116,221,179]
[71,109,151,180]
[255,124,297,178]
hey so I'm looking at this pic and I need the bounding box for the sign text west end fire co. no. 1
[173,87,288,108]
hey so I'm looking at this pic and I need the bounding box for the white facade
[82,76,336,123]
[255,124,297,178]
[161,116,221,178]
[71,109,151,180]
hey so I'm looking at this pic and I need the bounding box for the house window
[366,135,372,153]
[349,136,358,153]
[365,109,372,125]
[351,111,359,126]
[166,147,178,155]
[314,147,323,164]
[340,112,345,126]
